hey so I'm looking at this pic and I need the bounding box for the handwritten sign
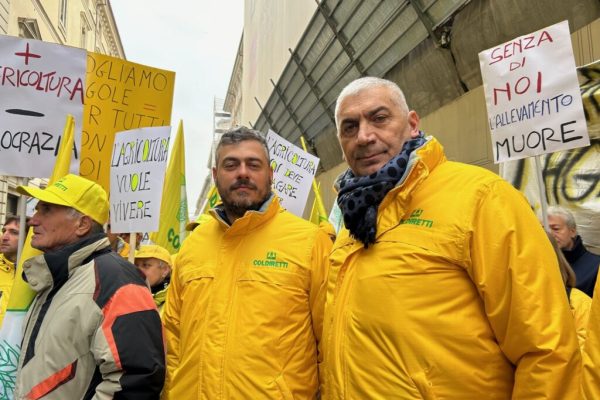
[110,126,171,233]
[479,20,589,163]
[0,35,85,177]
[266,130,319,217]
[82,53,175,192]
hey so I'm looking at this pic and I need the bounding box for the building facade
[223,0,600,251]
[0,0,124,222]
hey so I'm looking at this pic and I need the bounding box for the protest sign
[82,53,175,192]
[110,126,171,233]
[0,35,85,177]
[479,20,589,163]
[266,130,319,217]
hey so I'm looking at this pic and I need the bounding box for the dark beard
[222,192,271,220]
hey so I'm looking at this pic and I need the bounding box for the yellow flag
[0,115,76,396]
[202,184,221,215]
[150,121,189,253]
[309,182,328,225]
[300,137,327,224]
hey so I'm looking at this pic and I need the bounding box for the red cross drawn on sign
[15,43,41,65]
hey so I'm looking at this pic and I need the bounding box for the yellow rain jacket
[162,195,331,399]
[582,268,600,399]
[569,287,591,350]
[322,138,581,399]
[0,253,15,325]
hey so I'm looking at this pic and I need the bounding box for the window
[6,194,18,216]
[80,13,91,49]
[59,0,68,28]
[18,18,41,40]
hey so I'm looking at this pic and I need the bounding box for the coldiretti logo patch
[400,208,433,228]
[253,251,288,268]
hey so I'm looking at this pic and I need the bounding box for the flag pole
[16,177,29,264]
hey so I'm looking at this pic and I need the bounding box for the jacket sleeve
[467,180,581,399]
[161,254,183,399]
[309,230,332,387]
[91,284,166,399]
[583,270,600,399]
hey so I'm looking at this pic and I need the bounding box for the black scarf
[336,135,426,247]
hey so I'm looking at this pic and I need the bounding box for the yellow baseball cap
[17,174,109,225]
[135,245,172,266]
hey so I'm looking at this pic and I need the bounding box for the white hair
[547,206,577,230]
[334,77,409,129]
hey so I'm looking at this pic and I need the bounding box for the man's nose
[29,213,40,226]
[356,122,374,145]
[237,163,250,178]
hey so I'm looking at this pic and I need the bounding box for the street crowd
[1,77,599,399]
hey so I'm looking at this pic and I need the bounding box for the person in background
[548,205,600,297]
[0,215,29,325]
[184,213,212,232]
[135,244,172,313]
[322,76,580,399]
[14,174,165,398]
[106,222,130,258]
[546,231,591,349]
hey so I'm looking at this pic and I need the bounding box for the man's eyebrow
[222,156,264,163]
[340,106,391,125]
[366,106,390,117]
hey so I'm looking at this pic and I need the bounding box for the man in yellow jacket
[162,127,332,399]
[322,77,581,399]
[0,215,28,325]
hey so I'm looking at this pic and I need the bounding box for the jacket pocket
[238,267,309,291]
[180,264,215,284]
[274,374,294,400]
[411,371,437,400]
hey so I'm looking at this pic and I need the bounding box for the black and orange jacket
[14,234,165,399]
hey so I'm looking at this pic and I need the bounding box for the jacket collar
[0,253,15,273]
[210,193,280,236]
[23,234,110,293]
[563,235,586,264]
[377,137,445,235]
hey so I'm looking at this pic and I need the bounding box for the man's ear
[75,215,93,237]
[407,110,421,138]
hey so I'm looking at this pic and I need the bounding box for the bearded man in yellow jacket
[321,77,581,399]
[162,127,332,399]
[0,215,28,325]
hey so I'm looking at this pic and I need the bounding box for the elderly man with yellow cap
[135,244,172,312]
[14,174,165,399]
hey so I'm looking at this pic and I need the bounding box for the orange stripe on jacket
[26,360,77,400]
[101,284,157,369]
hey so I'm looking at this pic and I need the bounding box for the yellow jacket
[0,253,15,326]
[322,138,581,399]
[582,270,600,399]
[569,287,591,350]
[162,196,331,399]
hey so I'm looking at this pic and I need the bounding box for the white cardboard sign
[479,20,589,163]
[266,130,319,217]
[110,126,171,233]
[0,35,85,176]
